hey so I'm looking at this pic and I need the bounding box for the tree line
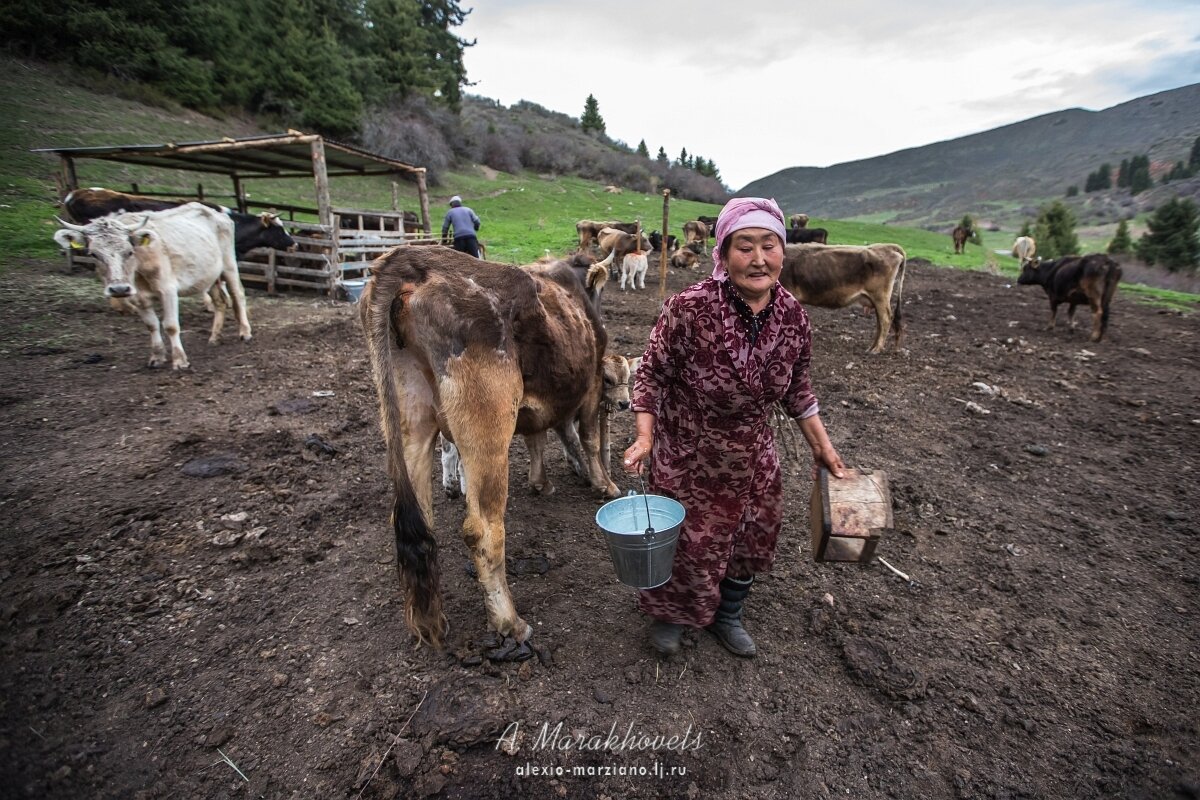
[1074,136,1200,196]
[1,0,473,137]
[1018,198,1199,271]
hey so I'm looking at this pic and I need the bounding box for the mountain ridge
[741,83,1200,227]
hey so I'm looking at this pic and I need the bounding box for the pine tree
[636,139,649,158]
[656,146,668,164]
[1136,198,1200,271]
[1018,221,1033,239]
[677,147,688,167]
[1097,163,1111,189]
[1167,161,1189,182]
[1066,185,1079,197]
[1188,135,1200,174]
[1107,219,1132,255]
[1117,159,1131,188]
[580,94,605,135]
[1033,201,1080,258]
[1129,155,1152,194]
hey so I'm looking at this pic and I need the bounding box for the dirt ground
[1,251,1198,800]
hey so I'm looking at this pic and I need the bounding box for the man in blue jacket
[441,195,482,258]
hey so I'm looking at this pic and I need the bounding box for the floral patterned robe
[631,277,817,626]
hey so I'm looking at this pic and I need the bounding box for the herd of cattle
[48,189,1124,645]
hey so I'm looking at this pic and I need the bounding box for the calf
[1017,254,1121,342]
[786,227,828,244]
[594,227,644,275]
[670,248,699,270]
[682,220,710,255]
[648,230,678,253]
[781,243,907,354]
[54,203,251,369]
[618,251,648,290]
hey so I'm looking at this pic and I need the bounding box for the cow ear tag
[138,233,152,246]
[69,240,84,250]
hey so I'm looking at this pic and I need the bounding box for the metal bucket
[595,491,685,589]
[339,278,367,302]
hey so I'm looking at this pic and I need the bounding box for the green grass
[2,55,1195,311]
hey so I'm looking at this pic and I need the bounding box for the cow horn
[55,216,86,231]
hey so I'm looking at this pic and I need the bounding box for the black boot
[648,620,685,655]
[706,576,757,657]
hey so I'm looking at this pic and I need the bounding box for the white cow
[54,203,251,369]
[619,251,649,290]
[1012,236,1037,266]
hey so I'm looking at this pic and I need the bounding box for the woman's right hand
[622,436,652,475]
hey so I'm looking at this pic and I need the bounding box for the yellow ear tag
[138,233,152,246]
[69,240,84,250]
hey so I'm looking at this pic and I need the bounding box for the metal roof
[32,131,423,179]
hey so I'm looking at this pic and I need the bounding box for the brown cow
[952,225,968,254]
[576,219,612,251]
[780,243,907,354]
[1017,254,1121,342]
[789,213,809,230]
[361,247,617,647]
[594,227,644,272]
[682,220,710,255]
[670,248,699,270]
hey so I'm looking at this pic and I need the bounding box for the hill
[742,83,1200,229]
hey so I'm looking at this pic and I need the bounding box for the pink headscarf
[710,196,788,280]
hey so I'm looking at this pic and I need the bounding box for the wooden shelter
[34,131,434,294]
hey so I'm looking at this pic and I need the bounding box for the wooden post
[61,156,78,192]
[391,181,400,211]
[231,174,247,213]
[310,137,337,294]
[197,183,205,202]
[416,169,431,234]
[131,182,140,194]
[267,249,276,294]
[659,189,671,299]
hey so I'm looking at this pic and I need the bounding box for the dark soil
[2,255,1198,800]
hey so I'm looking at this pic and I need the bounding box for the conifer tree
[1117,159,1131,188]
[1188,135,1200,175]
[1137,198,1200,271]
[1107,219,1132,255]
[581,94,606,135]
[1033,201,1080,258]
[1018,220,1033,239]
[656,146,668,164]
[636,139,649,158]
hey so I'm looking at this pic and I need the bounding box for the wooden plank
[416,170,431,233]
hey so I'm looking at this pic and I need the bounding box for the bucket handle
[637,474,656,539]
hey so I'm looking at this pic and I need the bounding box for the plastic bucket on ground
[595,491,685,589]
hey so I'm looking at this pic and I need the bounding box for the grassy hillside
[1,57,1194,310]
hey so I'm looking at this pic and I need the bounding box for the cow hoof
[147,358,165,369]
[599,482,620,499]
[240,333,253,342]
[208,335,221,345]
[531,482,555,496]
[172,361,191,370]
[443,485,462,500]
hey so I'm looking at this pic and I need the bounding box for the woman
[622,197,845,658]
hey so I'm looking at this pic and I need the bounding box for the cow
[952,225,968,254]
[594,227,645,275]
[604,185,622,194]
[789,213,809,230]
[670,248,699,270]
[53,203,251,369]
[63,188,296,257]
[361,246,619,647]
[618,251,648,291]
[1012,236,1036,266]
[648,231,678,253]
[780,243,907,354]
[786,227,829,244]
[682,220,710,255]
[1017,254,1121,342]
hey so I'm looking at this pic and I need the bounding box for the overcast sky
[456,0,1200,189]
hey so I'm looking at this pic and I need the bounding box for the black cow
[648,231,678,253]
[1017,254,1121,342]
[63,187,295,258]
[786,227,829,244]
[697,215,719,231]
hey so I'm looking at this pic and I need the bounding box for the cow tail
[891,252,907,346]
[585,262,609,293]
[361,263,446,649]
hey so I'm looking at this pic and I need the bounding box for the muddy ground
[1,253,1197,800]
